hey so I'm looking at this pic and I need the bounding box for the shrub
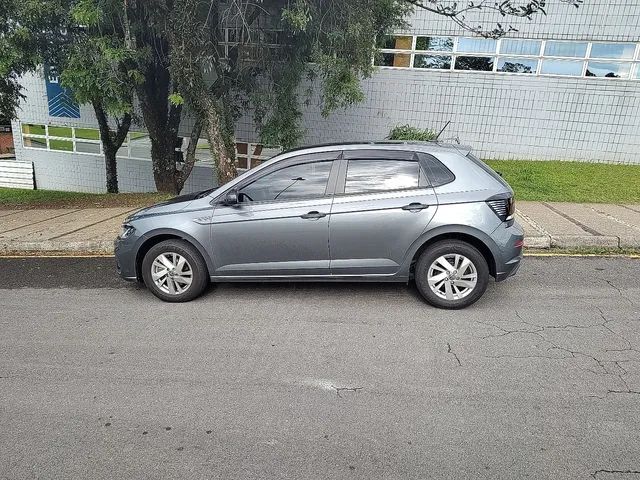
[388,124,437,141]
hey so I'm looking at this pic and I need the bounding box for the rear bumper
[492,220,524,282]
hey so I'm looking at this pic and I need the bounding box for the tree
[0,0,72,120]
[166,0,412,186]
[61,1,140,193]
[0,0,136,193]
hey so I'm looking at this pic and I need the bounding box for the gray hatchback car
[115,142,523,309]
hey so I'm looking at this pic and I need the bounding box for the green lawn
[485,160,640,204]
[0,188,170,209]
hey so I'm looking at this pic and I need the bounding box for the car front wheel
[415,240,489,309]
[141,239,209,302]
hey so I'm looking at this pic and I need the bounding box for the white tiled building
[11,0,640,192]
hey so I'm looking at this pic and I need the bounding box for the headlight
[119,224,135,239]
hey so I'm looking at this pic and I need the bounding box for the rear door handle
[301,211,327,219]
[402,202,429,211]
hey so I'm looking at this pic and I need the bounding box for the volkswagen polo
[114,142,523,309]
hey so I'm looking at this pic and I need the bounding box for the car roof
[279,141,472,158]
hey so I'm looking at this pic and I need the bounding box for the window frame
[224,152,342,206]
[334,150,434,197]
[374,35,640,81]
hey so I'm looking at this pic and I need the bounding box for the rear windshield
[466,153,511,190]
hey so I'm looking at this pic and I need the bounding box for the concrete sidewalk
[0,201,639,254]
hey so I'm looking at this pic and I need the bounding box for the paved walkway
[0,201,639,253]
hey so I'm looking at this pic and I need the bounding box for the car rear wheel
[141,239,209,302]
[415,240,489,309]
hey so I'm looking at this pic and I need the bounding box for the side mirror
[224,189,239,206]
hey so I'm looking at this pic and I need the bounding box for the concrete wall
[236,0,640,164]
[12,71,215,193]
[11,127,215,193]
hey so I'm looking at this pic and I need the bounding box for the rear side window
[345,159,421,194]
[419,153,455,186]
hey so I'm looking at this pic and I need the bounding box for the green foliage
[0,0,73,119]
[168,93,185,106]
[388,124,437,141]
[61,35,139,118]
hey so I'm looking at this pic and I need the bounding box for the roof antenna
[434,120,451,141]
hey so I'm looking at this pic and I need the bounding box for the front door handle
[402,202,429,211]
[301,211,327,219]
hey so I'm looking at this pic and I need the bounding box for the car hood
[125,191,204,221]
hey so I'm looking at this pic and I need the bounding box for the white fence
[0,159,35,189]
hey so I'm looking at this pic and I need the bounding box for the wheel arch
[134,229,213,281]
[406,226,498,278]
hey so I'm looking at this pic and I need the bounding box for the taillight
[486,195,515,222]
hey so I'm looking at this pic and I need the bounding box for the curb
[0,235,637,256]
[0,240,113,253]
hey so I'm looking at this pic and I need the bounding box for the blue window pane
[586,62,631,78]
[540,59,584,76]
[414,55,452,69]
[544,41,588,58]
[497,58,538,73]
[457,38,497,54]
[590,43,636,60]
[415,37,453,52]
[499,39,541,56]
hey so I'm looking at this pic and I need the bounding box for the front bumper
[114,235,138,281]
[492,220,524,282]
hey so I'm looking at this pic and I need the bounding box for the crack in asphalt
[478,308,640,397]
[331,386,363,398]
[604,279,635,306]
[446,343,462,366]
[591,469,640,478]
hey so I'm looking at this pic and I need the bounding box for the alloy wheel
[151,252,193,295]
[427,254,478,301]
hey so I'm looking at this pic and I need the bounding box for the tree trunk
[150,133,180,194]
[104,148,118,194]
[93,102,131,194]
[176,118,204,194]
[204,98,237,186]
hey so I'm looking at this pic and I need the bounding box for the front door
[210,155,338,277]
[329,150,438,276]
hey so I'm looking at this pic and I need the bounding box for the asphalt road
[1,256,639,479]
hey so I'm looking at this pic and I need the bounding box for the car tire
[414,240,489,309]
[141,239,209,302]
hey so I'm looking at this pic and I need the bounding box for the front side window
[344,159,421,194]
[239,161,332,202]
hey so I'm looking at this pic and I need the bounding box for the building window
[499,39,541,56]
[586,61,631,78]
[497,58,538,74]
[375,35,640,81]
[414,55,451,70]
[590,42,636,59]
[455,56,494,71]
[415,36,453,52]
[20,122,155,159]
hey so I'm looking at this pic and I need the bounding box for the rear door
[328,149,438,276]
